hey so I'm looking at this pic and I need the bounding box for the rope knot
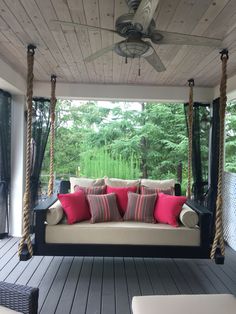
[27,44,36,56]
[220,49,229,60]
[51,74,57,82]
[188,78,195,87]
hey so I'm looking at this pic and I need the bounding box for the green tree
[225,101,236,172]
[42,100,190,183]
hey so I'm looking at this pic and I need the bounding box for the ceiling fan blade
[132,0,160,33]
[144,49,166,72]
[52,20,118,34]
[155,30,222,47]
[85,44,116,62]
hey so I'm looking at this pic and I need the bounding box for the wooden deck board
[70,257,93,314]
[154,259,179,295]
[38,256,63,312]
[114,257,130,314]
[101,257,115,314]
[144,258,166,295]
[55,257,83,314]
[124,257,140,305]
[134,258,153,295]
[0,237,236,314]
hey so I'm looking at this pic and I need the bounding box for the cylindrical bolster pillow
[179,204,199,228]
[46,200,64,225]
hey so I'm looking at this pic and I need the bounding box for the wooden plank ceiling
[0,0,236,87]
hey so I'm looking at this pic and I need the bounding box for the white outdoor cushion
[70,177,104,191]
[0,306,22,314]
[132,294,236,314]
[45,221,200,246]
[141,179,175,189]
[46,199,64,225]
[104,177,140,187]
[179,204,199,228]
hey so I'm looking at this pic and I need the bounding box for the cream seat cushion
[46,221,200,246]
[132,294,236,314]
[0,306,22,314]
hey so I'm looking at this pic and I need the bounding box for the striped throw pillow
[123,192,156,223]
[87,193,122,223]
[74,185,106,194]
[141,186,174,196]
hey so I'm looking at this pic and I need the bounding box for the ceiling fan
[54,0,222,73]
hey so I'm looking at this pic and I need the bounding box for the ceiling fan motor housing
[126,0,141,11]
[116,13,155,38]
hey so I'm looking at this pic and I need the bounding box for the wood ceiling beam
[34,81,214,103]
[0,57,26,95]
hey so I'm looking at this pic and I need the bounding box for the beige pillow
[70,177,105,192]
[104,177,140,187]
[179,204,199,228]
[141,178,175,190]
[46,200,64,225]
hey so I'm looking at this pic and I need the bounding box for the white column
[9,95,25,237]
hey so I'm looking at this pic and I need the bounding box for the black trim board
[33,242,210,259]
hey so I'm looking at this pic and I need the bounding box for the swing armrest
[186,200,212,249]
[186,200,212,216]
[34,194,58,212]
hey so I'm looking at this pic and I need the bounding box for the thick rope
[47,75,57,197]
[18,45,36,257]
[211,50,228,259]
[187,79,194,199]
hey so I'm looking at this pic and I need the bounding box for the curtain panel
[207,98,220,236]
[184,102,210,203]
[30,97,51,209]
[0,90,11,238]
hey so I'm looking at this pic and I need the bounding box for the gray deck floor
[1,237,236,314]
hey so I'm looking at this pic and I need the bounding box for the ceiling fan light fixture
[115,39,150,58]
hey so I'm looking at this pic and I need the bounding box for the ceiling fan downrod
[126,0,141,11]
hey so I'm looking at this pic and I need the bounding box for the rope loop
[47,74,57,196]
[187,78,194,199]
[18,45,36,258]
[210,49,228,260]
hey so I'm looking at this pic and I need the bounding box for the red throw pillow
[106,185,137,215]
[123,192,157,223]
[154,193,187,227]
[87,193,122,223]
[58,191,90,224]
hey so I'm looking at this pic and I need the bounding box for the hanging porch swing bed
[18,46,228,265]
[33,179,212,259]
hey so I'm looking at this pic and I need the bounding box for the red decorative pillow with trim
[154,193,187,227]
[106,185,137,215]
[123,192,156,223]
[57,191,90,224]
[74,185,106,194]
[87,193,122,223]
[141,186,174,196]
